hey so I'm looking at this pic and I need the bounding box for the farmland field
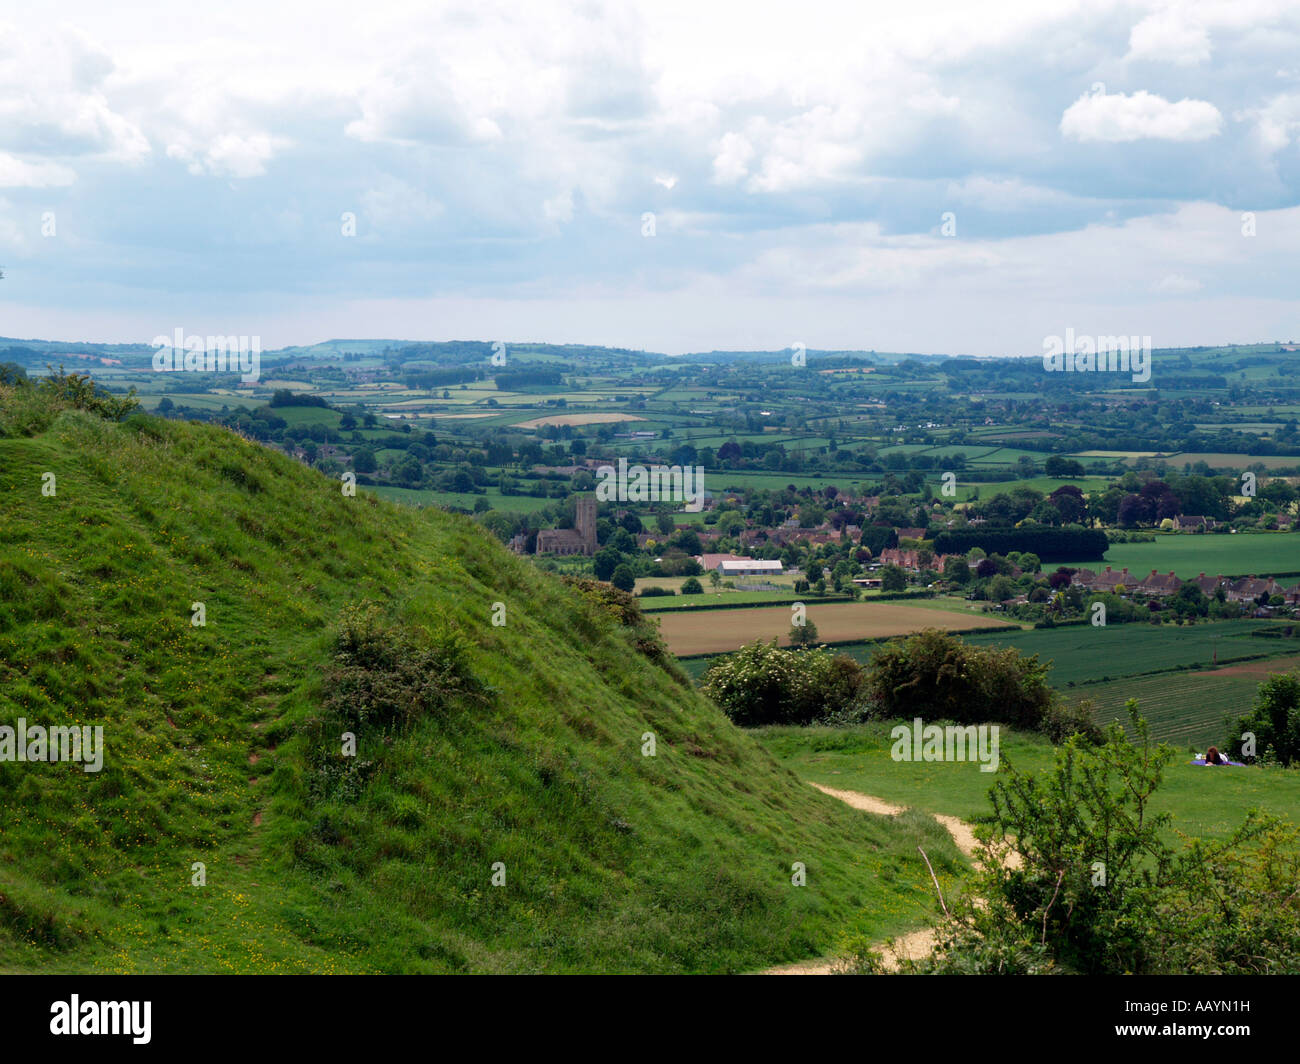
[657,601,1013,655]
[753,723,1300,841]
[1059,532,1300,578]
[366,486,558,511]
[513,412,646,428]
[961,620,1288,685]
[1074,654,1300,747]
[679,619,1300,744]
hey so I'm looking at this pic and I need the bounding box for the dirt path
[761,782,1012,974]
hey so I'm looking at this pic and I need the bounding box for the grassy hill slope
[0,390,962,973]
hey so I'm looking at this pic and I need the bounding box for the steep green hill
[0,387,962,973]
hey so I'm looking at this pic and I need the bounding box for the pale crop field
[514,412,647,428]
[657,601,1012,655]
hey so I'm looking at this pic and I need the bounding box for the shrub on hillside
[681,577,703,594]
[701,640,867,726]
[564,577,684,680]
[1,369,139,437]
[40,368,140,421]
[323,603,488,733]
[864,628,1053,730]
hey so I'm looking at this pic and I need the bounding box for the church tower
[575,495,597,555]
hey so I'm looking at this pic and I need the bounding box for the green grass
[0,388,965,973]
[367,486,558,513]
[754,722,1300,842]
[1060,532,1300,579]
[961,620,1286,686]
[1076,670,1271,747]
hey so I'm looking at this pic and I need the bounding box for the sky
[1,0,1299,356]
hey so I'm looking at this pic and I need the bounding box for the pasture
[754,723,1300,842]
[1060,532,1300,578]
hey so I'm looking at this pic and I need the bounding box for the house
[876,549,954,572]
[717,559,784,577]
[696,553,747,572]
[1174,515,1217,532]
[1224,577,1282,603]
[1191,572,1226,596]
[1074,566,1137,592]
[1137,570,1182,597]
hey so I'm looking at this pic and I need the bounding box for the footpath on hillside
[760,783,1016,975]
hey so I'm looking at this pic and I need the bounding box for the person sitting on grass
[1204,745,1227,766]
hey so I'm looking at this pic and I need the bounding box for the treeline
[495,369,564,389]
[932,526,1109,562]
[392,341,494,364]
[268,390,332,408]
[404,367,484,388]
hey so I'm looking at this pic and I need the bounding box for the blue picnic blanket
[1191,758,1245,767]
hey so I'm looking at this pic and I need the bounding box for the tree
[789,617,819,647]
[1172,581,1208,618]
[353,448,378,474]
[880,564,907,592]
[593,546,621,581]
[709,570,721,592]
[865,628,1053,729]
[610,564,636,592]
[1230,672,1300,765]
[681,576,704,594]
[1045,454,1085,478]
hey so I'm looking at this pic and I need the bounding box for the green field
[754,723,1300,842]
[1062,532,1300,579]
[367,486,558,512]
[1076,660,1300,748]
[961,620,1287,686]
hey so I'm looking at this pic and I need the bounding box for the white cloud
[1238,92,1300,153]
[361,177,444,229]
[0,153,76,188]
[711,132,754,184]
[1153,272,1203,293]
[944,176,1082,211]
[166,133,283,179]
[1060,89,1222,143]
[0,24,148,162]
[1127,9,1212,66]
[543,190,575,223]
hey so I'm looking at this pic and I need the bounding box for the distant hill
[0,383,961,972]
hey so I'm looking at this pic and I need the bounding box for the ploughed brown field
[656,601,1014,656]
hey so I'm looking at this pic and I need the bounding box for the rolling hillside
[0,385,962,973]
